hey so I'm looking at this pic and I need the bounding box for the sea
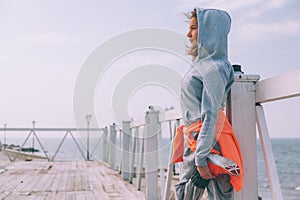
[257,138,300,200]
[2,135,300,200]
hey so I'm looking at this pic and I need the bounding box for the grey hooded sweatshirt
[180,8,234,167]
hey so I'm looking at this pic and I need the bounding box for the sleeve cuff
[195,156,208,166]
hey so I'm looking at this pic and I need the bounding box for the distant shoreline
[0,149,47,161]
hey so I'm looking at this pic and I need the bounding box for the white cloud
[176,0,290,23]
[235,20,300,43]
[175,0,264,12]
[236,0,290,21]
[13,32,84,46]
[0,53,13,62]
[264,0,288,10]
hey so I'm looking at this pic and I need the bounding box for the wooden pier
[0,161,144,200]
[1,69,299,200]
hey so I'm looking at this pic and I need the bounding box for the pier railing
[96,71,260,200]
[98,69,300,200]
[1,69,299,200]
[255,68,300,200]
[0,125,104,162]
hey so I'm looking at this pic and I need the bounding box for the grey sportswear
[176,8,234,200]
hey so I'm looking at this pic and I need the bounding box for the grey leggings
[174,145,233,200]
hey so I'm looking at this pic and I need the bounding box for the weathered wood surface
[0,161,144,200]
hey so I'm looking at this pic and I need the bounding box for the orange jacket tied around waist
[171,110,244,191]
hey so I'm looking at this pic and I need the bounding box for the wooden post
[109,123,117,169]
[164,119,180,200]
[144,106,159,200]
[229,73,260,200]
[130,127,138,184]
[137,134,144,191]
[118,130,123,173]
[103,126,108,163]
[256,105,283,200]
[122,120,131,181]
[158,125,165,199]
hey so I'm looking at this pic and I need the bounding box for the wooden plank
[158,109,181,123]
[80,171,90,191]
[97,166,116,196]
[74,169,82,191]
[35,194,47,200]
[56,192,67,200]
[129,127,138,184]
[130,119,145,128]
[144,108,159,200]
[32,170,51,192]
[87,164,110,200]
[44,192,57,200]
[4,194,35,200]
[49,162,66,192]
[0,170,17,189]
[230,75,259,200]
[75,192,86,200]
[6,162,53,197]
[256,68,300,103]
[6,169,35,193]
[0,161,145,199]
[85,193,97,200]
[136,137,144,191]
[66,171,75,191]
[164,120,179,200]
[122,121,131,181]
[61,163,71,192]
[109,124,117,169]
[0,192,10,199]
[256,105,283,200]
[48,164,62,192]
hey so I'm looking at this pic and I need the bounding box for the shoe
[207,154,240,176]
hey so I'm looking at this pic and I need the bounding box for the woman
[173,8,243,200]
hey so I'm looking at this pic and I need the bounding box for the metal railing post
[229,71,260,200]
[87,122,90,160]
[32,121,35,155]
[122,120,131,180]
[144,106,159,200]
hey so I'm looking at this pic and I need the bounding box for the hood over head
[195,8,231,61]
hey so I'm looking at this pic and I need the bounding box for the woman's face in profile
[187,17,198,45]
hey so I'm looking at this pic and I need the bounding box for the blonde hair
[186,9,198,61]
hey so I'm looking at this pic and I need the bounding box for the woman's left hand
[197,166,215,179]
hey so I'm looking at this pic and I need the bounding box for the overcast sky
[0,0,299,138]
